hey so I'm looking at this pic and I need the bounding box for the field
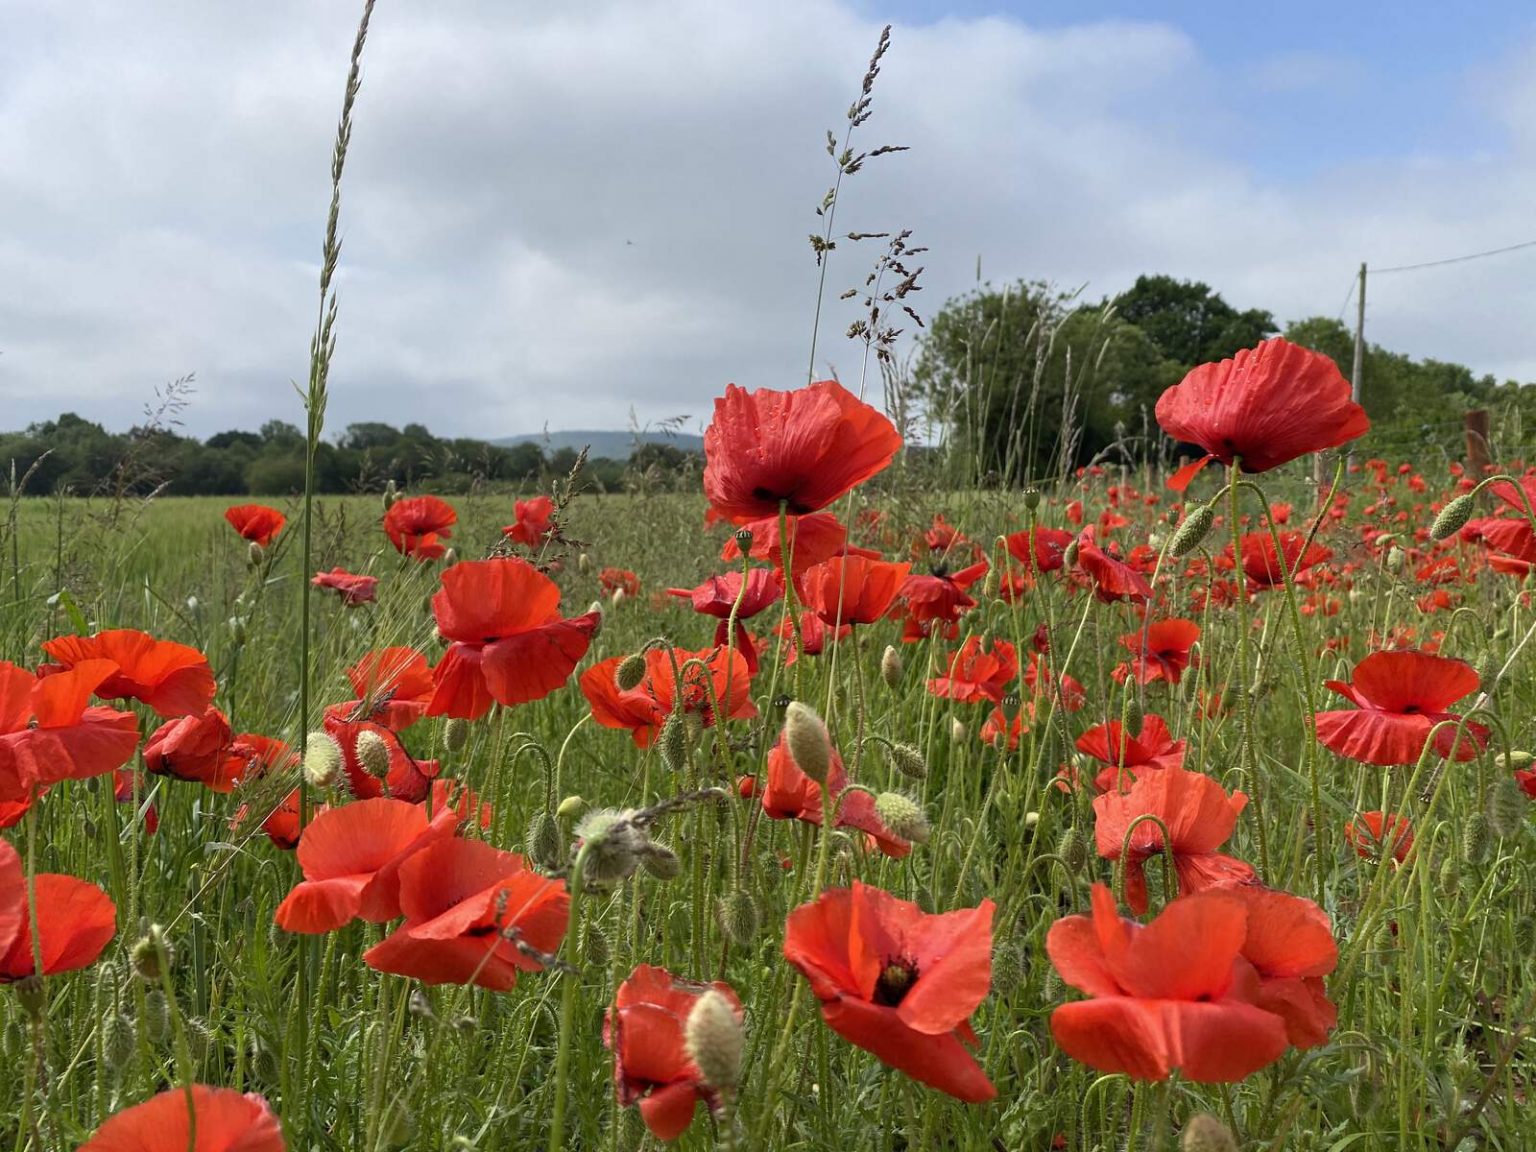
[1,444,1534,1151]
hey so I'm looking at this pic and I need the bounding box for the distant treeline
[0,417,703,497]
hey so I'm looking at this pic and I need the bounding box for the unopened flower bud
[1487,775,1527,839]
[611,587,627,608]
[1430,493,1476,540]
[442,718,470,753]
[102,1011,136,1074]
[228,616,247,646]
[382,480,399,510]
[880,645,903,688]
[1478,654,1502,692]
[441,548,458,567]
[1062,540,1080,569]
[556,794,588,821]
[981,565,1000,601]
[1385,545,1405,572]
[640,842,683,881]
[1170,504,1216,557]
[247,541,265,567]
[783,702,832,784]
[525,811,561,870]
[584,924,612,967]
[143,988,170,1044]
[130,926,172,983]
[874,793,930,844]
[1058,826,1090,874]
[658,712,689,773]
[1181,1114,1238,1152]
[355,730,392,781]
[887,742,928,781]
[1462,812,1491,866]
[1122,695,1143,735]
[950,717,967,744]
[1496,750,1534,771]
[578,553,592,574]
[574,808,648,886]
[615,653,648,692]
[302,732,342,789]
[717,889,761,945]
[1023,489,1041,512]
[13,976,45,1020]
[685,990,744,1094]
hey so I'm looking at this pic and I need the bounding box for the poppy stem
[1225,465,1271,881]
[548,840,594,1152]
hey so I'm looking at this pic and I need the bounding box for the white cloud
[0,0,1532,441]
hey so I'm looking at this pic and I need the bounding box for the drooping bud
[142,988,170,1044]
[981,564,1000,601]
[1122,695,1143,735]
[355,729,392,781]
[1462,812,1491,866]
[717,889,761,945]
[130,925,172,983]
[874,793,931,844]
[615,653,648,692]
[1180,1114,1238,1152]
[640,841,683,881]
[442,718,470,753]
[1487,775,1528,839]
[783,702,832,785]
[887,742,928,781]
[1430,493,1476,541]
[584,924,612,968]
[685,990,745,1095]
[1170,504,1216,557]
[102,1011,136,1074]
[573,808,648,886]
[1062,539,1080,569]
[880,645,903,688]
[1058,827,1090,874]
[525,811,562,870]
[657,711,689,774]
[302,732,342,790]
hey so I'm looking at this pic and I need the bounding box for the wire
[1373,238,1536,275]
[1335,273,1358,323]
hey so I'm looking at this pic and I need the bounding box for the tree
[1113,275,1276,367]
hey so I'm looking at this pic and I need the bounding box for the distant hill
[492,429,703,460]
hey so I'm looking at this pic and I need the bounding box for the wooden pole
[1350,262,1367,406]
[1466,409,1492,476]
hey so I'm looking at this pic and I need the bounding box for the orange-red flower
[761,734,910,858]
[1004,526,1074,574]
[600,568,642,598]
[1315,650,1487,766]
[0,660,140,803]
[383,495,457,560]
[798,554,911,627]
[582,646,755,748]
[721,512,870,575]
[274,797,461,934]
[427,559,601,720]
[1092,766,1255,914]
[928,637,1018,705]
[1234,532,1333,591]
[312,568,378,606]
[1113,619,1199,686]
[224,504,286,548]
[503,495,557,547]
[1074,528,1151,604]
[143,708,237,792]
[0,838,116,982]
[41,629,215,718]
[668,569,782,674]
[703,380,902,524]
[784,882,995,1102]
[324,648,439,801]
[1075,716,1185,793]
[1156,338,1369,488]
[363,838,568,990]
[1219,886,1339,1049]
[76,1085,285,1151]
[1047,885,1289,1082]
[1344,811,1414,863]
[604,964,744,1141]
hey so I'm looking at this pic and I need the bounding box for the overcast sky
[3,1,1534,440]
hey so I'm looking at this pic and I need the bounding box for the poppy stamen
[873,959,919,1007]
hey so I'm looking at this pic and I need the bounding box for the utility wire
[1373,238,1536,275]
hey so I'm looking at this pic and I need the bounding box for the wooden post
[1466,409,1492,475]
[1350,262,1367,407]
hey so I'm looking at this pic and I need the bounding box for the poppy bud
[874,793,930,844]
[717,889,761,945]
[408,988,437,1022]
[229,616,248,646]
[612,587,627,608]
[880,645,903,688]
[584,924,612,968]
[247,541,265,567]
[640,841,682,881]
[102,1010,136,1074]
[950,717,967,744]
[383,479,400,510]
[981,565,1000,601]
[525,811,562,870]
[185,1016,213,1064]
[991,939,1028,996]
[1062,540,1080,569]
[556,794,588,821]
[143,988,170,1045]
[578,553,592,573]
[657,712,689,774]
[1180,1114,1238,1152]
[1122,695,1143,735]
[1478,655,1502,693]
[442,548,458,567]
[1438,855,1462,896]
[1496,750,1534,770]
[615,653,648,692]
[1385,545,1404,572]
[1430,493,1476,540]
[1461,812,1491,866]
[1487,775,1527,839]
[1024,811,1040,830]
[1058,827,1090,874]
[1169,504,1216,557]
[573,808,647,886]
[887,741,928,781]
[783,702,832,785]
[355,730,392,781]
[130,925,172,983]
[685,989,744,1095]
[442,717,470,753]
[302,731,342,790]
[13,975,44,1021]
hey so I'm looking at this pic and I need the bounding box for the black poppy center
[1401,704,1421,714]
[873,959,919,1007]
[750,486,813,515]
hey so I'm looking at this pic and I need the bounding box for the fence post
[1465,409,1492,475]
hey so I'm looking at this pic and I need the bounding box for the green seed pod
[1462,812,1491,866]
[887,742,929,781]
[717,890,761,946]
[525,811,562,870]
[1122,695,1143,735]
[1430,493,1476,541]
[874,793,931,844]
[102,1011,136,1074]
[657,711,689,774]
[1023,488,1042,512]
[1487,775,1528,839]
[615,653,648,692]
[442,718,470,754]
[143,988,170,1045]
[1169,504,1216,557]
[1057,827,1090,875]
[1180,1114,1238,1152]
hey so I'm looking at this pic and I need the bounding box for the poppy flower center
[872,959,919,1007]
[1400,704,1421,714]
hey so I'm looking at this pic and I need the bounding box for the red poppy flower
[323,648,440,802]
[1025,653,1086,713]
[383,495,457,560]
[1113,619,1199,686]
[1219,886,1338,1049]
[979,706,1027,751]
[1046,884,1289,1082]
[238,787,309,851]
[1004,527,1074,574]
[224,504,286,548]
[363,837,569,990]
[1344,811,1414,864]
[1156,338,1370,489]
[721,512,873,575]
[275,797,462,934]
[113,769,158,836]
[502,494,557,547]
[0,838,116,982]
[600,568,642,598]
[426,559,601,720]
[1093,766,1255,914]
[41,629,215,718]
[1233,532,1333,591]
[1074,528,1151,604]
[580,646,756,748]
[1075,716,1186,793]
[797,555,911,627]
[312,568,378,606]
[668,569,783,675]
[776,612,851,666]
[143,708,237,792]
[431,777,495,830]
[895,562,986,638]
[702,379,902,525]
[604,965,744,1141]
[783,881,996,1102]
[761,735,910,858]
[928,637,1018,705]
[0,660,140,803]
[1315,650,1488,766]
[923,514,966,553]
[76,1085,285,1151]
